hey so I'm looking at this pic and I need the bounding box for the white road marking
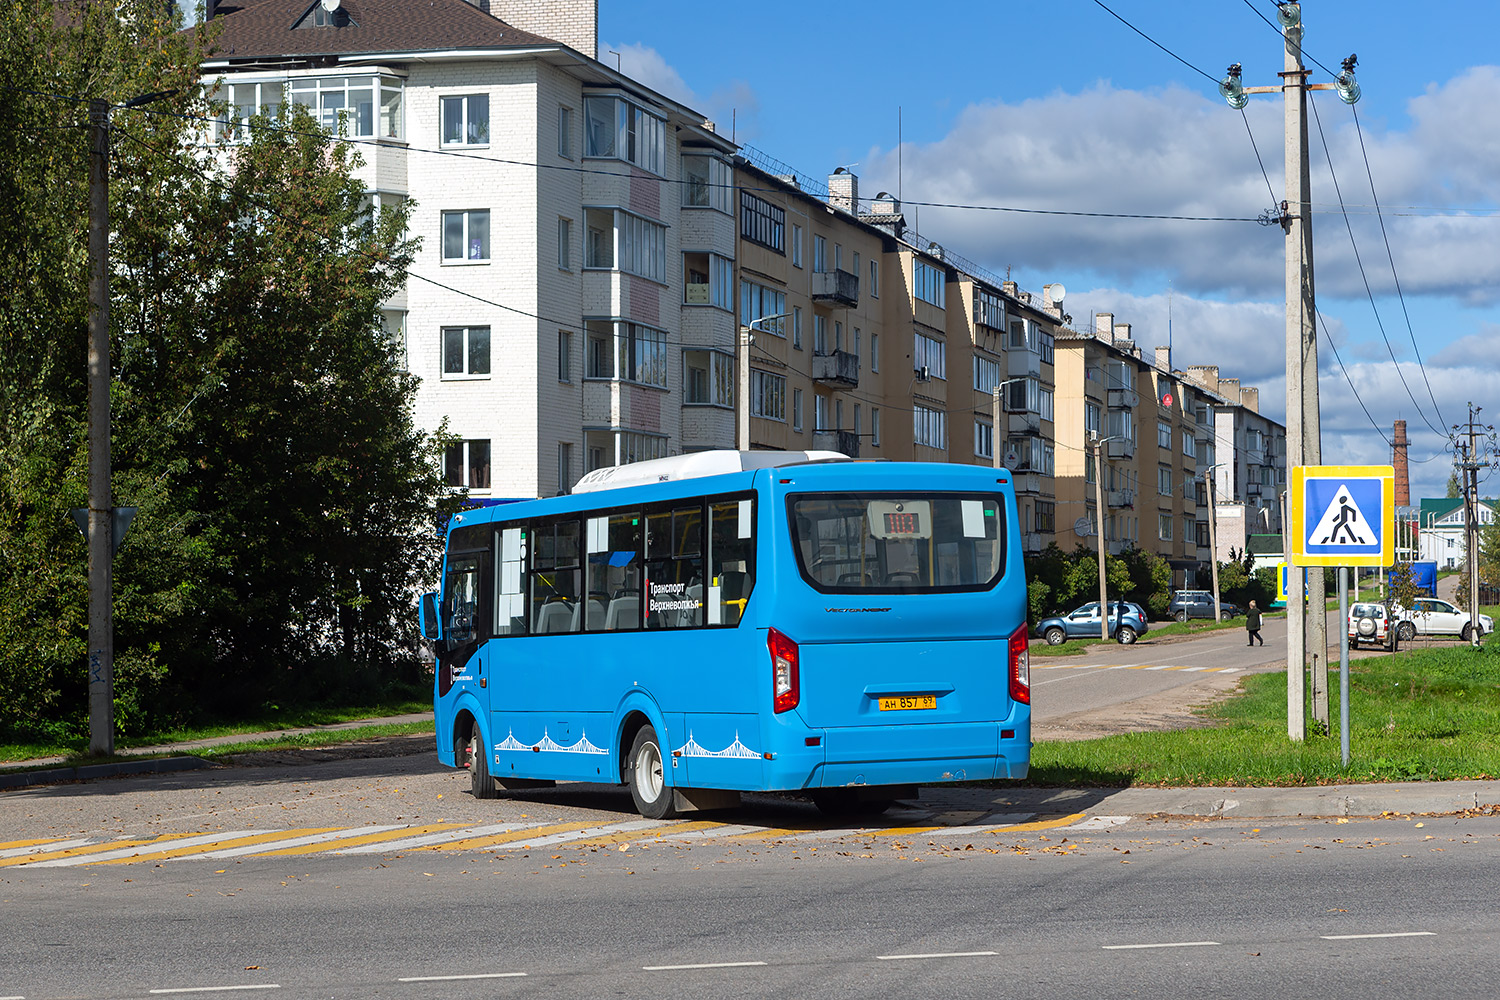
[1059,816,1131,831]
[1102,941,1220,950]
[397,972,527,981]
[0,838,96,859]
[643,961,768,971]
[514,819,675,848]
[149,987,279,994]
[172,826,406,860]
[877,951,998,961]
[659,824,765,841]
[1320,932,1436,940]
[339,823,546,854]
[28,831,273,867]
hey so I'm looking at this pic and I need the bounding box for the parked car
[1037,601,1150,646]
[1167,591,1240,622]
[1347,602,1397,652]
[1390,598,1493,642]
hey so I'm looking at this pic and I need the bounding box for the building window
[914,404,947,450]
[558,330,573,382]
[1158,420,1172,449]
[684,350,733,407]
[558,105,573,158]
[585,320,668,388]
[444,440,491,490]
[557,442,573,494]
[792,388,803,431]
[792,306,803,350]
[974,355,1001,394]
[286,75,403,139]
[1158,465,1173,497]
[1158,513,1174,541]
[871,333,879,372]
[914,333,946,380]
[791,224,803,268]
[441,94,489,146]
[976,287,1005,330]
[215,80,283,143]
[558,217,572,270]
[741,280,786,337]
[381,309,407,369]
[1183,432,1197,459]
[683,251,734,310]
[812,315,827,355]
[1086,402,1101,439]
[870,259,879,297]
[750,370,785,420]
[740,191,785,252]
[872,407,882,446]
[442,326,490,378]
[853,403,862,437]
[852,328,861,363]
[814,394,830,432]
[583,95,665,174]
[914,259,946,308]
[442,210,490,262]
[583,208,666,283]
[834,321,843,352]
[682,155,732,213]
[813,235,827,272]
[975,420,994,460]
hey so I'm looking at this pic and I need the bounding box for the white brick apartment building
[192,0,735,498]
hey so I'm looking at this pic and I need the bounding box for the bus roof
[571,449,850,495]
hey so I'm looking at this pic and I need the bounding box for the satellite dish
[1047,283,1067,305]
[321,0,341,11]
[1073,517,1093,537]
[1003,449,1019,468]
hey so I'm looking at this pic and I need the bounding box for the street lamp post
[737,313,788,451]
[1204,463,1229,622]
[1092,434,1120,640]
[990,378,1030,470]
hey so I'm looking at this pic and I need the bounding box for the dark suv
[1167,591,1240,622]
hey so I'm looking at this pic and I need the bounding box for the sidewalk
[3,713,1498,819]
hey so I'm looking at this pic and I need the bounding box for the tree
[0,3,454,740]
[1446,473,1461,498]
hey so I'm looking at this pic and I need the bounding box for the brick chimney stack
[1393,420,1410,506]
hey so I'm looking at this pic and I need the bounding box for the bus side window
[708,498,755,625]
[588,511,642,631]
[645,504,704,629]
[531,518,582,633]
[494,525,528,635]
[443,555,481,647]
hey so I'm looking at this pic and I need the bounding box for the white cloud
[604,42,760,141]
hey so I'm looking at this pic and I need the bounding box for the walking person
[1246,599,1264,646]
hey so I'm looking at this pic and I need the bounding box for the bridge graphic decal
[494,728,609,755]
[674,732,761,759]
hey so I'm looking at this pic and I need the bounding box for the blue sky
[600,0,1500,501]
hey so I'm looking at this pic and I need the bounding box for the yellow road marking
[0,837,73,851]
[989,812,1086,833]
[90,828,344,865]
[0,834,201,868]
[864,825,944,838]
[253,823,469,857]
[579,820,723,845]
[434,820,612,852]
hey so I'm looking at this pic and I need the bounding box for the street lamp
[1091,433,1120,640]
[1203,462,1229,622]
[737,313,788,451]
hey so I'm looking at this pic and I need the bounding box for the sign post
[1289,465,1394,765]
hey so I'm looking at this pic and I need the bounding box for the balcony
[1247,481,1262,496]
[1107,438,1136,460]
[811,268,859,307]
[1007,412,1042,437]
[1107,388,1139,410]
[1106,489,1135,508]
[1020,531,1047,553]
[813,428,860,457]
[811,349,859,388]
[1007,349,1041,378]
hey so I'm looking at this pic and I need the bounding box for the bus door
[436,525,493,707]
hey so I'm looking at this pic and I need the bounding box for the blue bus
[420,451,1030,819]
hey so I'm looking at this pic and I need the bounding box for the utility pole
[1206,466,1221,622]
[1221,2,1359,741]
[1092,434,1116,640]
[87,98,113,756]
[737,313,788,452]
[1455,403,1490,648]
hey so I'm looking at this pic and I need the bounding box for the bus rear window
[789,494,1005,593]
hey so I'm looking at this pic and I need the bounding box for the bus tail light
[1008,624,1030,705]
[769,627,800,713]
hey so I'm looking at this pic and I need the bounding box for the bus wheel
[812,790,893,818]
[627,726,677,820]
[468,722,500,800]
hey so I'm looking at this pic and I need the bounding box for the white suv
[1348,603,1397,652]
[1391,598,1493,643]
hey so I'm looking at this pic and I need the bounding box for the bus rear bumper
[768,721,1031,788]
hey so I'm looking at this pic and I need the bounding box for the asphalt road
[4,809,1498,999]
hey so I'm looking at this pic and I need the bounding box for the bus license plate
[878,695,937,712]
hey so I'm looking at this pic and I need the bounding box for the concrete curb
[0,755,213,791]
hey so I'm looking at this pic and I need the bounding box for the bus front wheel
[627,726,677,820]
[468,722,501,800]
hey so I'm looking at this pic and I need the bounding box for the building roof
[203,0,562,62]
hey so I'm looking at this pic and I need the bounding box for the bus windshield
[789,494,1005,593]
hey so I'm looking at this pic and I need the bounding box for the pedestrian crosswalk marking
[0,833,202,868]
[91,828,344,865]
[34,830,276,867]
[253,822,470,857]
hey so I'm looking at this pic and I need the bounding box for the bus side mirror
[420,592,442,640]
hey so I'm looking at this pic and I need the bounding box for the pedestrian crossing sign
[1289,465,1394,567]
